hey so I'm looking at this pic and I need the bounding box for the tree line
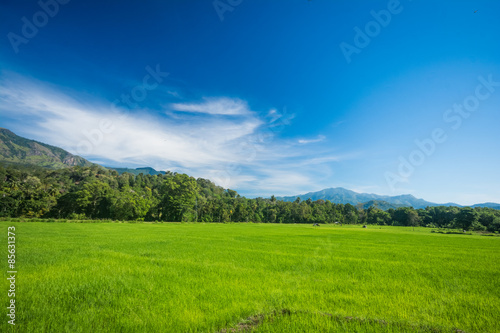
[1,164,499,232]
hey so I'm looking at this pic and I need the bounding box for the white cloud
[298,135,326,144]
[248,170,316,197]
[167,90,180,98]
[0,72,349,196]
[0,75,260,168]
[170,97,250,115]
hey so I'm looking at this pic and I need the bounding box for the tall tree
[159,174,198,221]
[456,207,478,231]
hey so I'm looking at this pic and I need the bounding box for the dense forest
[1,163,499,232]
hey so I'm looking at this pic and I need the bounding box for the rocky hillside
[0,128,94,169]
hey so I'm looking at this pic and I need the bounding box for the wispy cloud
[0,72,351,196]
[170,97,251,115]
[241,169,320,197]
[298,135,326,144]
[0,75,260,167]
[167,90,180,98]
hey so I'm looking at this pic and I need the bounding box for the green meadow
[1,222,499,332]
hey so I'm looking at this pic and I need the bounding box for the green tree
[159,174,198,221]
[74,181,113,219]
[367,207,390,225]
[407,209,420,231]
[393,207,420,228]
[343,203,358,224]
[456,207,478,231]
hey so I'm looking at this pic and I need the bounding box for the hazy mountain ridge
[276,187,438,209]
[0,128,95,169]
[109,167,166,176]
[277,187,500,210]
[472,202,500,209]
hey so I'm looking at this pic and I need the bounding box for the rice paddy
[1,222,499,332]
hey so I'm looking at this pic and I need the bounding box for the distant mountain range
[0,128,94,169]
[470,202,500,209]
[277,187,500,210]
[109,167,166,176]
[1,128,498,210]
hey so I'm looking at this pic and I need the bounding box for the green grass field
[1,222,499,332]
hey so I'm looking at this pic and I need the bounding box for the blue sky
[1,0,499,205]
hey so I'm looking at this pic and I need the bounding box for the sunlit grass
[1,222,499,332]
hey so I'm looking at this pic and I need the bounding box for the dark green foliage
[456,207,479,231]
[366,207,391,225]
[0,163,499,231]
[158,174,198,221]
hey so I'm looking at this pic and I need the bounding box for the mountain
[472,202,500,209]
[277,188,500,210]
[0,128,95,169]
[110,167,166,176]
[277,187,459,209]
[356,200,406,211]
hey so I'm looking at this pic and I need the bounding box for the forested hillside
[1,163,499,232]
[0,128,95,169]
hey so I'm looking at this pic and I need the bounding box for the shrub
[487,218,500,233]
[68,213,87,220]
[471,221,486,231]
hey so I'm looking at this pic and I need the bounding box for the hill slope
[0,128,94,169]
[356,200,406,210]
